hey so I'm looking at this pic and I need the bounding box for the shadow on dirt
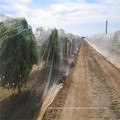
[0,66,65,120]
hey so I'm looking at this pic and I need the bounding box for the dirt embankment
[42,41,82,120]
[43,40,120,120]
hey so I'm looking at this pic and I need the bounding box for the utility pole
[106,17,108,34]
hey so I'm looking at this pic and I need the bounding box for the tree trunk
[21,81,23,87]
[18,81,21,94]
[45,61,47,67]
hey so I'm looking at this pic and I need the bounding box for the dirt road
[43,40,120,120]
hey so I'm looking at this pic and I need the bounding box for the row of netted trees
[0,17,81,94]
[0,25,62,94]
[40,29,77,66]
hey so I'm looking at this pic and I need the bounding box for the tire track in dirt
[83,41,120,119]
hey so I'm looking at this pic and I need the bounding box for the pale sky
[0,0,120,36]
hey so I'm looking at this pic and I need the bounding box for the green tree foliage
[0,29,38,93]
[43,29,60,65]
[64,37,70,54]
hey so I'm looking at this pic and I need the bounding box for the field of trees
[0,15,82,120]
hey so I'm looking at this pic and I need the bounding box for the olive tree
[43,29,60,65]
[0,29,38,94]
